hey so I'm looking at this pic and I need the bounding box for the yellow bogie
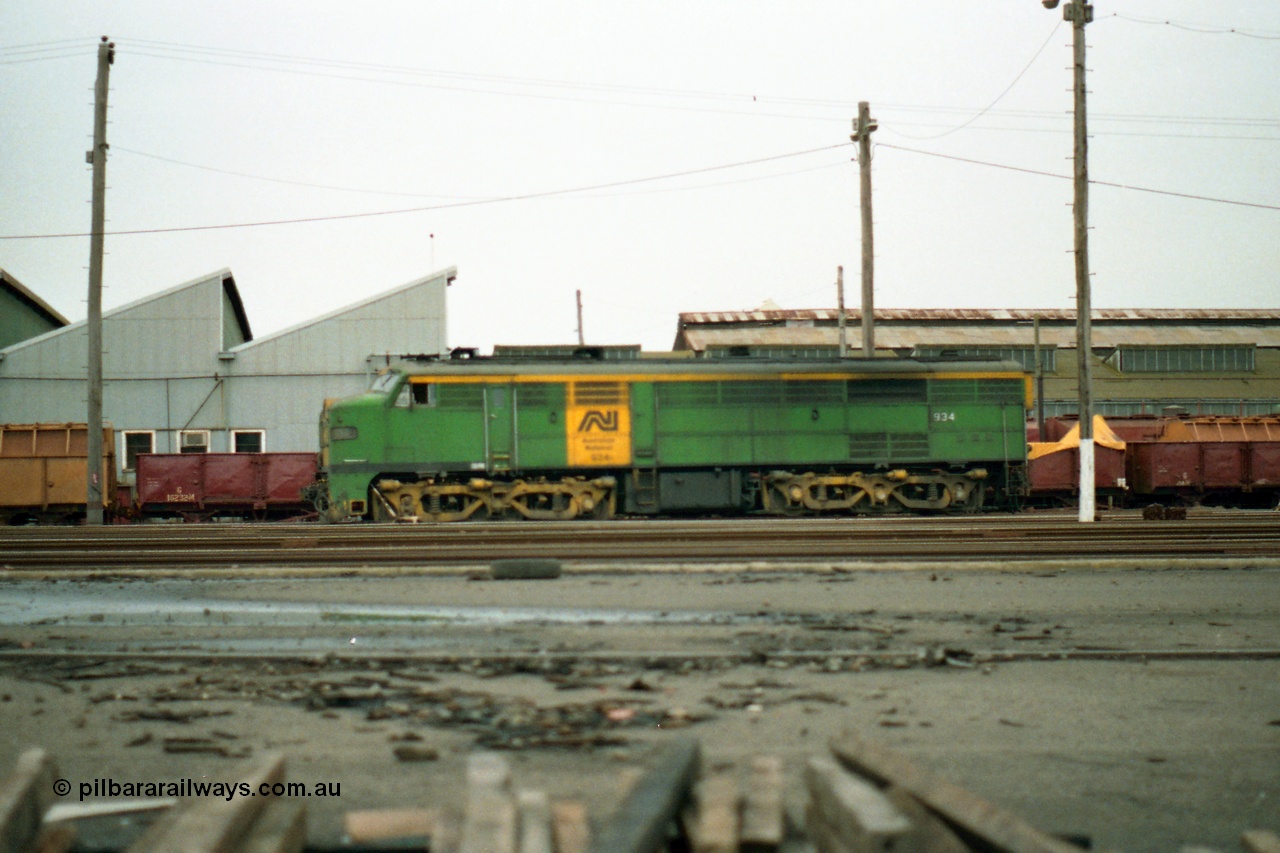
[370,476,615,522]
[762,470,986,515]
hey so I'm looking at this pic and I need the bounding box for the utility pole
[1033,316,1046,439]
[836,266,847,357]
[86,36,113,525]
[1066,1,1095,522]
[575,289,585,345]
[851,102,878,358]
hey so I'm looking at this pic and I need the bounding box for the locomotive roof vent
[491,344,641,361]
[450,347,480,360]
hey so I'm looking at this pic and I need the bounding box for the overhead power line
[116,39,1276,137]
[114,146,848,199]
[892,20,1063,141]
[877,142,1280,211]
[0,143,852,241]
[1103,13,1280,40]
[0,37,96,52]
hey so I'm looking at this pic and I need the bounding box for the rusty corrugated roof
[678,308,1280,325]
[676,323,1280,350]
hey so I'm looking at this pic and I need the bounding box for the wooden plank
[234,800,306,853]
[467,752,513,792]
[46,799,175,822]
[803,803,850,853]
[740,755,784,853]
[432,807,465,853]
[550,801,590,853]
[517,790,553,853]
[883,787,968,853]
[343,808,437,845]
[461,752,516,853]
[804,755,910,853]
[829,732,1085,853]
[587,738,701,853]
[0,748,56,853]
[32,824,76,853]
[1243,830,1280,853]
[126,753,285,853]
[682,773,738,853]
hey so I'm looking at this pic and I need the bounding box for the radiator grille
[572,382,625,406]
[438,384,484,408]
[849,432,930,459]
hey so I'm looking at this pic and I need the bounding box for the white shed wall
[0,268,451,482]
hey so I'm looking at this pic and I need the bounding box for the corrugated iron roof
[679,308,1280,324]
[676,323,1280,350]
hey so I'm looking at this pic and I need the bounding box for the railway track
[2,514,1278,571]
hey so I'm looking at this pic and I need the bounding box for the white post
[1078,436,1095,521]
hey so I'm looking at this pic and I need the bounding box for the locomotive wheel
[763,483,806,516]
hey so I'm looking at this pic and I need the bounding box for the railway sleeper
[762,469,987,515]
[372,476,616,522]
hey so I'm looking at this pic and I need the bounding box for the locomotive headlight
[330,426,359,441]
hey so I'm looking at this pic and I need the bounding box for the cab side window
[411,383,436,406]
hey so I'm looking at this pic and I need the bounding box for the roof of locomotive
[388,352,1027,379]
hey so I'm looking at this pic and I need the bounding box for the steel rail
[2,516,1279,570]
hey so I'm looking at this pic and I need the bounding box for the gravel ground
[1,563,1277,851]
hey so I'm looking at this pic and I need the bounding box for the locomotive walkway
[2,512,1278,573]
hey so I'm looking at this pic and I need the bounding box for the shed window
[914,345,1055,372]
[1112,345,1255,373]
[122,431,155,471]
[179,430,210,454]
[232,430,264,453]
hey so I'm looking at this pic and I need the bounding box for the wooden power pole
[86,36,113,525]
[851,102,878,358]
[575,290,585,345]
[1066,2,1095,523]
[836,266,847,356]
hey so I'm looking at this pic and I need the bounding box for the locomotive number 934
[309,351,1030,522]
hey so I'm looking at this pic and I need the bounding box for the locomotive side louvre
[315,359,1030,522]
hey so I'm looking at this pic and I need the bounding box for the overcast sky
[2,2,1277,352]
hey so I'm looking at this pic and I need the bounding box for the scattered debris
[392,744,440,762]
[160,736,251,758]
[114,708,233,724]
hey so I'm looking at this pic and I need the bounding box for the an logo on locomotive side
[577,410,619,432]
[567,381,631,466]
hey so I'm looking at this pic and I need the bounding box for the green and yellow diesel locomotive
[313,350,1030,522]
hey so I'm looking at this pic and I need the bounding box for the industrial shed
[0,268,68,350]
[673,308,1280,417]
[0,267,453,483]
